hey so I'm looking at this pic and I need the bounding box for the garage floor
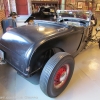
[0,20,100,100]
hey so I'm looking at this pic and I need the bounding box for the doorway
[16,0,28,15]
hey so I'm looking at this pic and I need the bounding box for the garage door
[16,0,28,15]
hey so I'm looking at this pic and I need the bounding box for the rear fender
[29,40,64,75]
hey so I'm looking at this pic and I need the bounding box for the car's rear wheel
[40,52,74,97]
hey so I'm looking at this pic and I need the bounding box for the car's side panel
[0,43,30,76]
[29,27,84,75]
[77,26,93,53]
[54,27,84,55]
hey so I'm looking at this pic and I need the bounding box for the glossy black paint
[0,20,92,77]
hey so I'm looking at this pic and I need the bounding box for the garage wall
[0,10,6,30]
[9,0,17,12]
[61,0,65,10]
[94,0,100,20]
[27,0,32,15]
[0,0,6,30]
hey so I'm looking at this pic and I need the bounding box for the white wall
[9,0,17,12]
[61,0,65,10]
[27,0,32,15]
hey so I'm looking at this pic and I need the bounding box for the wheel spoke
[54,64,70,89]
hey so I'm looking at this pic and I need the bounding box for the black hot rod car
[0,10,96,97]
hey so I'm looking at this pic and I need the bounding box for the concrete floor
[0,21,100,100]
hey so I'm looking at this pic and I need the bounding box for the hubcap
[54,64,70,89]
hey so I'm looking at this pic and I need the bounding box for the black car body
[0,10,93,97]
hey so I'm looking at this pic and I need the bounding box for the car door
[54,26,84,55]
[77,25,93,51]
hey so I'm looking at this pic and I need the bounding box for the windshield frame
[56,10,92,22]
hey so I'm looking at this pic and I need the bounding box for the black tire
[40,52,74,97]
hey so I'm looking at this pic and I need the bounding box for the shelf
[31,1,59,4]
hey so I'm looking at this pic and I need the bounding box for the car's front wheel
[40,52,74,97]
